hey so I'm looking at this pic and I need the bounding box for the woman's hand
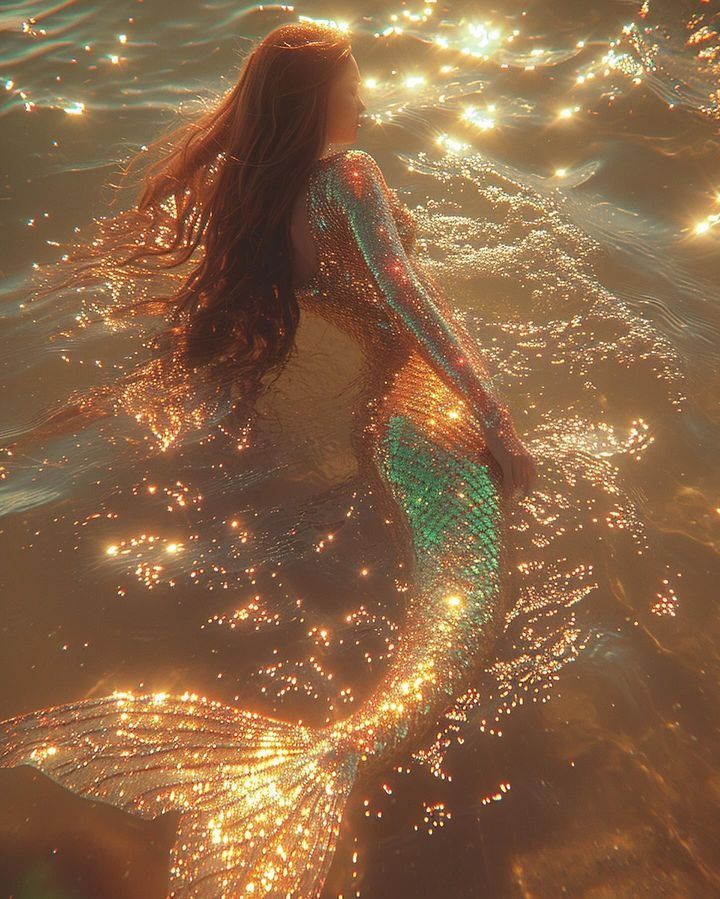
[483,417,538,501]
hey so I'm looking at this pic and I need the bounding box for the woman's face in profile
[325,54,367,147]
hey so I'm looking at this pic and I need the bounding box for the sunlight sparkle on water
[462,105,496,131]
[436,133,471,155]
[694,213,720,234]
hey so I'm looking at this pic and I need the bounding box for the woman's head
[231,23,364,170]
[35,21,366,424]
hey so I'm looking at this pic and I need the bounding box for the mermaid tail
[0,403,507,897]
[0,691,360,897]
[326,401,509,777]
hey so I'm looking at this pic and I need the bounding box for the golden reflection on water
[1,0,719,896]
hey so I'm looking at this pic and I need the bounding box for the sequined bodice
[295,150,420,360]
[293,148,512,442]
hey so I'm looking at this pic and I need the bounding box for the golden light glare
[436,133,471,154]
[462,105,496,131]
[404,75,426,89]
[694,213,719,234]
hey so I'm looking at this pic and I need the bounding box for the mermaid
[0,22,536,897]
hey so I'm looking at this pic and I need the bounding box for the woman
[1,21,537,898]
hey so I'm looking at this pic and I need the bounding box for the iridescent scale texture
[0,148,513,897]
[300,150,512,771]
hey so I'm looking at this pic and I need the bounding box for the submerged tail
[0,691,361,897]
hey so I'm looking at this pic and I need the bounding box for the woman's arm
[326,149,513,436]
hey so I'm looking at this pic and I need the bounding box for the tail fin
[0,691,360,897]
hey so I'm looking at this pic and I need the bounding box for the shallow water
[1,0,720,896]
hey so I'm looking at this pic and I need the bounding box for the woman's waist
[369,349,487,455]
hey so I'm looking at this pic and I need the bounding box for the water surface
[1,0,720,896]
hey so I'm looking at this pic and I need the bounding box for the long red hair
[29,21,352,429]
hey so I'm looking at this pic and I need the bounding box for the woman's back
[291,149,421,361]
